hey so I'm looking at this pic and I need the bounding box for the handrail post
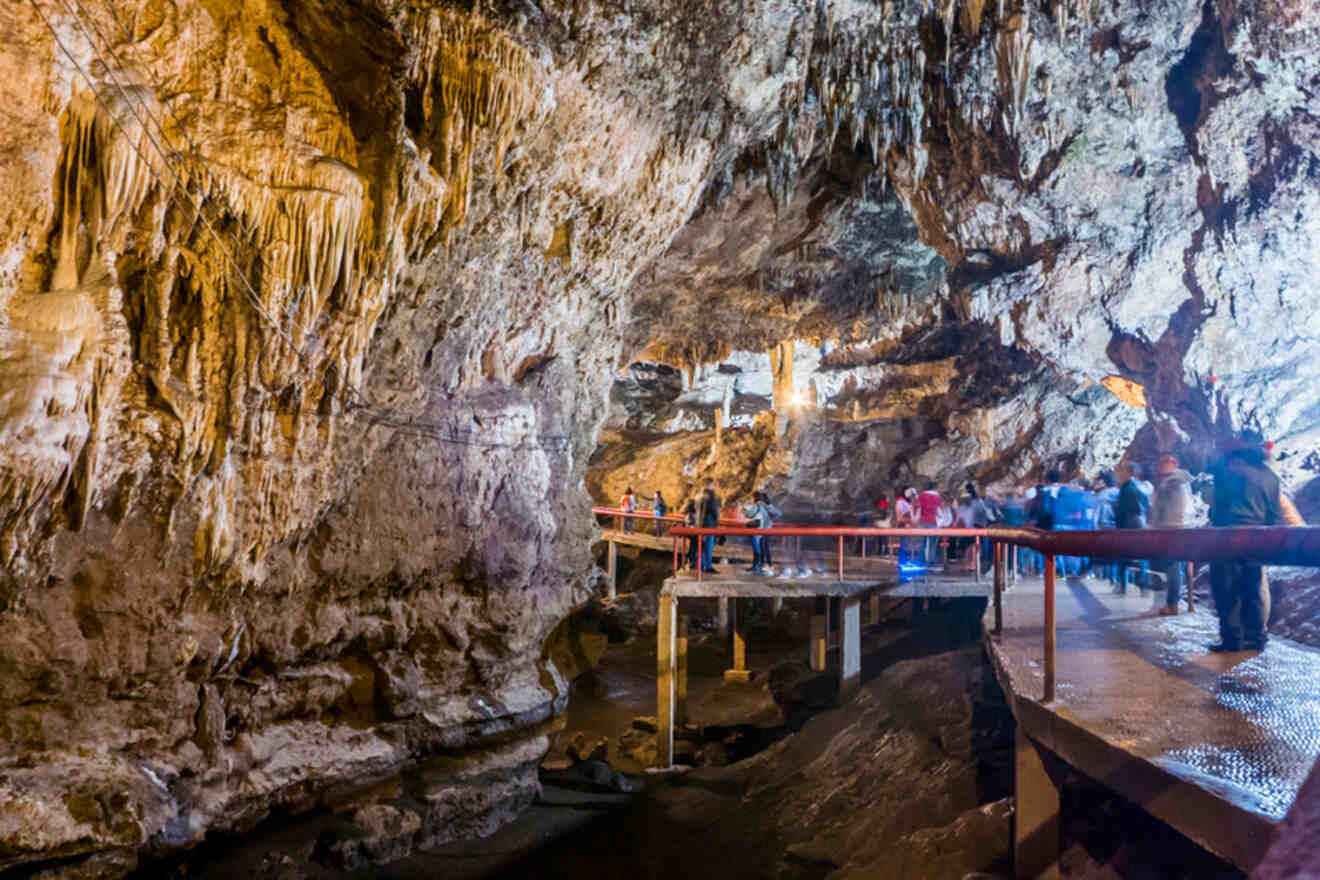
[974,535,981,582]
[838,534,844,580]
[1043,555,1056,702]
[993,541,1003,635]
[1186,561,1195,611]
[696,533,703,581]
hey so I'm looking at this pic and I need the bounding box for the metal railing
[988,525,1320,701]
[668,524,991,581]
[660,520,1320,704]
[592,505,687,536]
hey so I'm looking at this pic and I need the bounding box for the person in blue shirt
[1053,477,1093,576]
[1092,470,1120,584]
[649,489,668,535]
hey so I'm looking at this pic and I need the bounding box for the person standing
[1209,432,1281,651]
[1150,454,1193,615]
[967,483,997,573]
[873,494,892,555]
[1093,471,1120,584]
[1000,486,1028,574]
[761,492,781,572]
[917,481,943,563]
[896,488,917,564]
[1053,477,1092,576]
[697,483,721,573]
[651,489,668,536]
[682,499,698,570]
[1114,461,1152,593]
[619,487,637,533]
[954,491,976,565]
[741,492,780,575]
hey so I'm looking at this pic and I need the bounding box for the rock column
[769,340,795,411]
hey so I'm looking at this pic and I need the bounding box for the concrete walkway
[986,574,1320,874]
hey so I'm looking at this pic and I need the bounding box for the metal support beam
[994,541,1004,636]
[809,597,828,672]
[606,540,618,600]
[676,615,688,724]
[1043,556,1056,703]
[725,598,751,682]
[656,593,677,767]
[840,594,861,698]
[1014,728,1061,880]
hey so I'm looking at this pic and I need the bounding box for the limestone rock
[566,732,609,764]
[318,804,422,870]
[828,798,1014,880]
[768,660,840,729]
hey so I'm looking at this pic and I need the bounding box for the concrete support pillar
[724,598,751,682]
[714,406,724,447]
[656,594,677,767]
[1014,728,1061,880]
[869,591,881,624]
[840,595,861,697]
[809,597,828,672]
[772,597,783,615]
[717,596,729,637]
[676,616,689,724]
[606,541,617,600]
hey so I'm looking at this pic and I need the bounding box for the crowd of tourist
[607,430,1303,652]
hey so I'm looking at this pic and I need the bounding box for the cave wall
[1,0,1318,873]
[0,0,830,872]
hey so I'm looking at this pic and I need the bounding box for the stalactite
[996,13,1034,137]
[408,8,537,235]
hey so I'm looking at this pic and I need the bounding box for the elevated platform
[665,560,992,599]
[600,528,676,552]
[987,575,1320,874]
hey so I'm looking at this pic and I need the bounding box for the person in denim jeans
[1114,461,1152,593]
[1092,471,1120,583]
[1151,454,1193,614]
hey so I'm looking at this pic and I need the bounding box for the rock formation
[0,0,1316,873]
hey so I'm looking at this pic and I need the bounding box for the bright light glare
[790,392,806,406]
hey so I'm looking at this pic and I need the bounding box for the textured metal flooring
[992,575,1320,821]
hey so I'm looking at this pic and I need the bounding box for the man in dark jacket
[1208,432,1281,651]
[697,482,721,573]
[1114,461,1152,593]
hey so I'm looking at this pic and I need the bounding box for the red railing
[592,505,800,535]
[987,525,1320,701]
[662,520,1320,704]
[593,505,687,536]
[669,524,991,581]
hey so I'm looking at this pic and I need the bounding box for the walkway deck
[666,559,992,599]
[600,528,676,552]
[986,574,1320,873]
